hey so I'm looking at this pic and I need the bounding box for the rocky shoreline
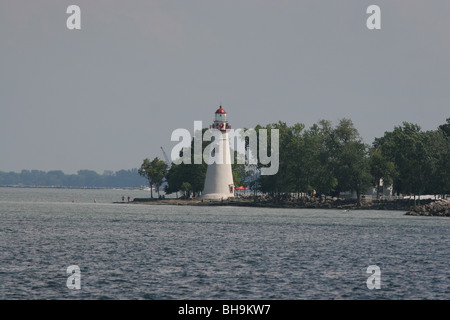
[405,199,450,217]
[129,197,449,216]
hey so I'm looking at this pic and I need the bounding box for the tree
[47,170,65,186]
[309,121,338,199]
[256,122,293,197]
[438,118,450,137]
[369,147,396,199]
[180,182,192,197]
[232,160,247,189]
[324,119,372,206]
[374,122,432,207]
[423,128,449,197]
[335,140,372,206]
[164,162,206,198]
[77,170,100,187]
[138,157,168,198]
[164,164,183,197]
[285,123,308,199]
[437,120,450,196]
[164,129,209,198]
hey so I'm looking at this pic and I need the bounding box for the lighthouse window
[211,136,216,157]
[215,113,226,122]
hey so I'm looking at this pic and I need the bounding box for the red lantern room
[212,105,231,131]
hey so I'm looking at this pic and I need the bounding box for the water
[0,187,449,300]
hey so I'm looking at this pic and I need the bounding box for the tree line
[255,118,449,206]
[139,118,449,205]
[0,169,147,188]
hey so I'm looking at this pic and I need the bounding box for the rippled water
[0,187,449,299]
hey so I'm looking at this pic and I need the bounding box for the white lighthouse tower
[202,106,235,200]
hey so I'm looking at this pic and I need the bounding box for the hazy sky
[1,1,449,174]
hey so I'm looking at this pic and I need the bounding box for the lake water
[0,187,449,300]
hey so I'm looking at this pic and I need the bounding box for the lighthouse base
[201,193,234,200]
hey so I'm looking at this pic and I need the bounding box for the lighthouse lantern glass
[215,112,226,123]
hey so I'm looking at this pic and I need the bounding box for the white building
[202,106,235,200]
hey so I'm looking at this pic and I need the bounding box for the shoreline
[3,186,446,216]
[122,197,450,216]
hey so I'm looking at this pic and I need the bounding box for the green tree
[423,128,449,197]
[138,157,168,198]
[180,182,192,197]
[369,147,396,199]
[164,164,183,196]
[285,123,308,198]
[166,162,206,197]
[436,119,450,196]
[232,160,247,188]
[164,128,209,197]
[438,118,450,137]
[257,122,293,197]
[326,119,372,205]
[335,140,372,206]
[309,121,338,199]
[374,122,431,207]
[77,170,100,187]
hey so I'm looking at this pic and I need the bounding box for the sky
[1,0,449,174]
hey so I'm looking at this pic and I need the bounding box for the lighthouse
[202,106,235,200]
